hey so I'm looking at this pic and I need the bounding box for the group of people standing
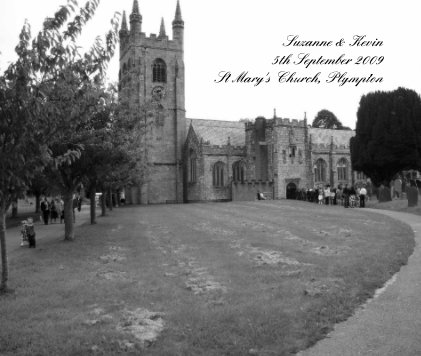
[40,195,83,225]
[40,197,64,225]
[295,184,368,208]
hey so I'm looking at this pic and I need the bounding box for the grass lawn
[0,200,415,355]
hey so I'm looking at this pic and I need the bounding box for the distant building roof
[309,127,355,146]
[188,118,246,146]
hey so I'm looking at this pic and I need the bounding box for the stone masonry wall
[273,119,309,198]
[232,181,274,201]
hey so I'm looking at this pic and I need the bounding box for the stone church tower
[119,0,186,204]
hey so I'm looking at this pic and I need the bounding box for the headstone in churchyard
[378,185,392,202]
[407,186,418,207]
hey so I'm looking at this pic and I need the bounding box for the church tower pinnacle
[130,0,142,35]
[158,17,167,38]
[172,0,184,45]
[119,11,128,34]
[119,11,129,53]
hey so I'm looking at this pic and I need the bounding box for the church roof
[188,119,246,146]
[309,127,355,146]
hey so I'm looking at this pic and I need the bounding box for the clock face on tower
[152,86,165,101]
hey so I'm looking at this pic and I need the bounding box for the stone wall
[232,181,274,201]
[184,124,246,202]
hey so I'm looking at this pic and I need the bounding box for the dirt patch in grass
[117,308,165,347]
[246,244,305,266]
[304,278,345,297]
[145,226,228,297]
[311,244,350,256]
[83,306,165,352]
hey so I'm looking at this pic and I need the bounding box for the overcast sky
[1,0,420,129]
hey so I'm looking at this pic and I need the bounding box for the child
[20,220,28,247]
[26,217,36,248]
[318,188,324,205]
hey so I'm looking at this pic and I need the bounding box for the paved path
[299,209,421,356]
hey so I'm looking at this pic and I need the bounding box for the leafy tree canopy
[350,87,421,186]
[312,109,350,130]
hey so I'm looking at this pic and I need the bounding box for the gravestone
[407,186,419,207]
[378,186,392,202]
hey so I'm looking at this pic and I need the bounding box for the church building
[119,1,364,204]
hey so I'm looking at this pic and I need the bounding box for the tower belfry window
[152,58,167,83]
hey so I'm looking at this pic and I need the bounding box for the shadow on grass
[6,212,41,229]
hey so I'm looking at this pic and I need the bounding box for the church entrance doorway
[286,182,297,199]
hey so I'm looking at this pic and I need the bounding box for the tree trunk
[90,186,97,225]
[63,191,75,241]
[108,188,113,211]
[101,190,106,217]
[35,194,41,214]
[114,192,119,208]
[0,199,9,293]
[11,200,18,218]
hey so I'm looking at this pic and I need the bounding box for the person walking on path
[40,197,50,225]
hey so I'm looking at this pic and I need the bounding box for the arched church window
[189,150,197,183]
[152,58,167,83]
[213,161,225,187]
[314,158,327,182]
[337,158,348,181]
[232,161,245,183]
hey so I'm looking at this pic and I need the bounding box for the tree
[351,87,421,189]
[76,89,134,224]
[0,0,119,291]
[312,109,350,130]
[33,1,120,241]
[0,23,51,293]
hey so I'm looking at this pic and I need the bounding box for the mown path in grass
[0,201,415,355]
